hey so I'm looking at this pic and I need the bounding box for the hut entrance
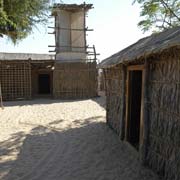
[125,65,144,150]
[31,61,54,98]
[38,74,50,94]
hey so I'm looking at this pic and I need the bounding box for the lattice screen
[0,61,31,101]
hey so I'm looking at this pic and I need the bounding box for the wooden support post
[83,3,87,52]
[93,45,96,60]
[119,65,126,140]
[102,69,107,97]
[29,60,32,100]
[0,82,4,109]
[140,58,149,165]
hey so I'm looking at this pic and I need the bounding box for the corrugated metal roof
[99,26,180,68]
[0,53,55,61]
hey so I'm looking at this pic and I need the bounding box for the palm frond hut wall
[103,65,125,136]
[99,27,180,180]
[53,61,97,99]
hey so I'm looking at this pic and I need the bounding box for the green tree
[0,0,50,43]
[133,0,180,32]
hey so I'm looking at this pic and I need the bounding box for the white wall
[56,52,86,62]
[56,10,71,52]
[71,11,85,52]
[55,9,86,61]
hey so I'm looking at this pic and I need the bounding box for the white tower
[51,3,95,62]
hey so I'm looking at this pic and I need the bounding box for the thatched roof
[99,26,180,68]
[53,3,93,13]
[0,53,54,61]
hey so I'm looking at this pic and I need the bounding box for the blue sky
[1,0,150,61]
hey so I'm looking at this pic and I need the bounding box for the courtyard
[0,97,158,180]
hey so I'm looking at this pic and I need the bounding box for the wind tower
[50,3,98,98]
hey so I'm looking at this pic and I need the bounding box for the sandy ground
[0,97,159,180]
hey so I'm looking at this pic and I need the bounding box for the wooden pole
[0,82,4,109]
[119,64,126,140]
[140,58,149,165]
[83,2,87,53]
[93,45,97,60]
[48,26,93,31]
[103,69,107,97]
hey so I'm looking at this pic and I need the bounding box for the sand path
[0,97,159,180]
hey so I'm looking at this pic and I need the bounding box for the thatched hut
[0,53,54,101]
[99,26,180,180]
[0,51,97,101]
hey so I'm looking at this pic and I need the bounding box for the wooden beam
[48,45,56,47]
[48,45,86,48]
[48,26,93,31]
[127,65,145,71]
[48,32,55,34]
[87,53,100,56]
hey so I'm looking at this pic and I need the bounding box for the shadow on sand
[91,96,106,109]
[0,117,158,180]
[3,96,106,108]
[3,98,88,107]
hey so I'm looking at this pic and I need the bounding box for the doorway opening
[38,74,50,94]
[126,69,143,150]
